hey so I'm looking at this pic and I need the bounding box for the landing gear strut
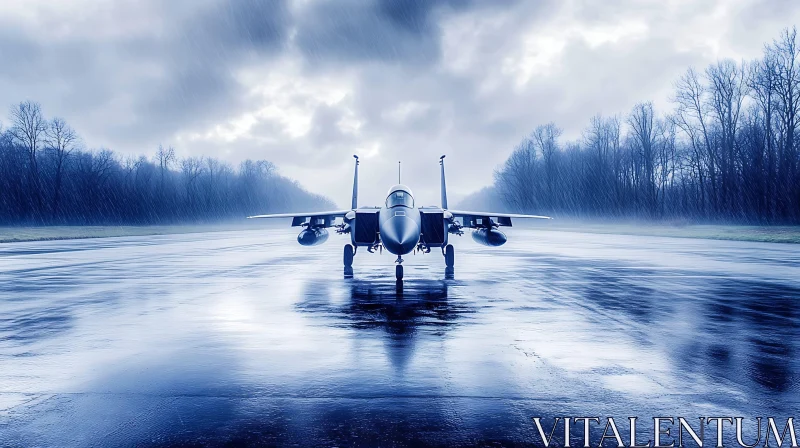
[344,244,354,277]
[444,244,455,278]
[444,244,455,268]
[395,255,403,280]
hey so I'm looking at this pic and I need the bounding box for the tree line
[494,27,800,224]
[0,102,334,225]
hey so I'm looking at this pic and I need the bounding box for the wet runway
[0,227,798,446]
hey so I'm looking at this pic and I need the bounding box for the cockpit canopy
[386,184,414,208]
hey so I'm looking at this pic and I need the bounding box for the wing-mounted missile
[335,210,356,235]
[442,211,464,235]
[448,224,464,235]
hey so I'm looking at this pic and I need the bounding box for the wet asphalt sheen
[0,227,798,447]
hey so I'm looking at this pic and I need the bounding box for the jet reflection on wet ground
[0,228,798,446]
[296,279,468,372]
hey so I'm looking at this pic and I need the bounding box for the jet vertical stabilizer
[352,155,359,210]
[439,155,448,209]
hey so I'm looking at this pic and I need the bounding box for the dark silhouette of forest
[493,28,800,224]
[0,102,334,225]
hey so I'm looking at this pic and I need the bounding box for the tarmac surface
[0,227,798,447]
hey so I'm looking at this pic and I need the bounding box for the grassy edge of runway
[526,220,800,244]
[0,222,275,244]
[1,221,799,244]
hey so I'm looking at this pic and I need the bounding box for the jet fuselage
[378,184,421,256]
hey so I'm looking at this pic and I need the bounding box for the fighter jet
[248,156,551,280]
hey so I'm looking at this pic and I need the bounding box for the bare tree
[656,116,679,216]
[155,144,176,195]
[768,27,800,219]
[627,102,660,216]
[204,157,220,213]
[749,52,779,218]
[494,137,538,213]
[45,117,79,219]
[531,123,562,211]
[706,59,749,214]
[674,68,716,215]
[582,116,620,213]
[8,101,48,217]
[181,157,204,215]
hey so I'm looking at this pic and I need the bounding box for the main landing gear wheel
[445,244,455,268]
[344,244,354,277]
[395,264,403,280]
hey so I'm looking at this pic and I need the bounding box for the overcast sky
[1,0,799,208]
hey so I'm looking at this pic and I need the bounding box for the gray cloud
[295,0,511,65]
[0,0,289,150]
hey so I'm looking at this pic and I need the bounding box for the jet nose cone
[382,216,419,255]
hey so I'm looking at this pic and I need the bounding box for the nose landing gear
[395,255,403,280]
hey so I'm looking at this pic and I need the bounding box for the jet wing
[448,210,551,219]
[447,210,551,228]
[247,210,350,227]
